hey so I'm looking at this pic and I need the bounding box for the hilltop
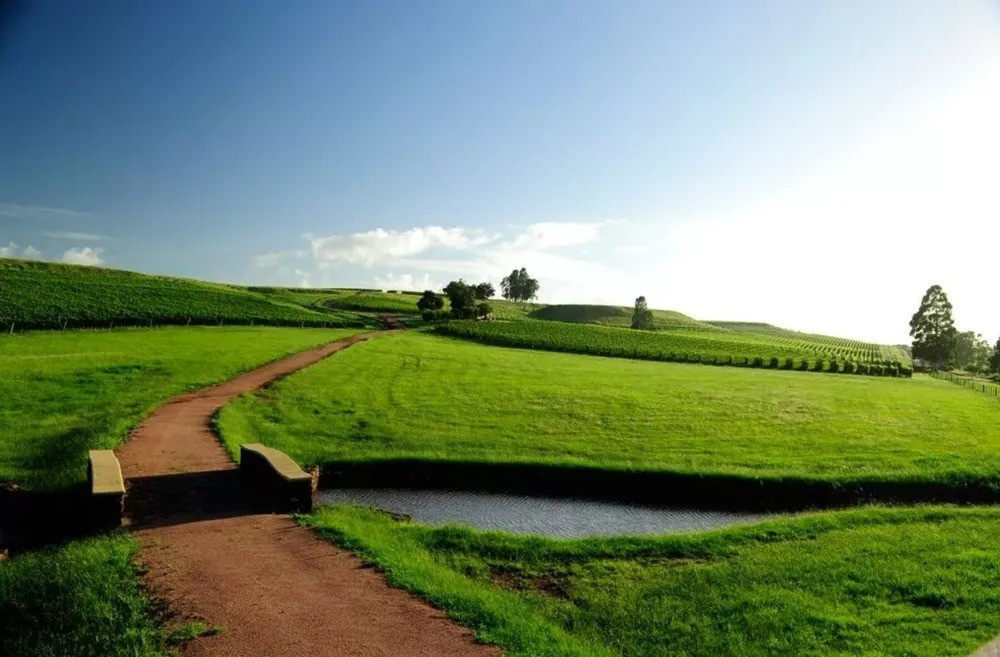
[0,260,907,373]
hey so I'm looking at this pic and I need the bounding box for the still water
[317,488,781,538]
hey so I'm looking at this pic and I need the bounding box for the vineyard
[0,259,368,331]
[708,321,910,364]
[435,319,911,376]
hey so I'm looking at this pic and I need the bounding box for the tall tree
[909,285,957,369]
[631,296,655,330]
[990,337,1000,375]
[500,267,540,303]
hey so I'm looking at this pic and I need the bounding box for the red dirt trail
[116,331,499,657]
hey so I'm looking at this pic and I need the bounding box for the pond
[317,488,782,538]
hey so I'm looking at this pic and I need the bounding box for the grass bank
[218,331,1000,486]
[0,326,360,489]
[304,505,1000,657]
[0,533,166,657]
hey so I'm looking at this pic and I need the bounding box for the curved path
[116,330,498,657]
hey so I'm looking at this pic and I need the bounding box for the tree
[500,268,540,303]
[909,285,957,370]
[631,296,655,330]
[990,337,1000,375]
[952,331,992,373]
[474,282,495,300]
[443,280,477,318]
[416,290,444,313]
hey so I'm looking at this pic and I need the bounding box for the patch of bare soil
[117,331,498,657]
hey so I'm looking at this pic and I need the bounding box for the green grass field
[0,533,166,657]
[218,331,999,485]
[0,326,359,489]
[304,505,1000,657]
[527,304,720,331]
[435,320,910,374]
[0,259,368,330]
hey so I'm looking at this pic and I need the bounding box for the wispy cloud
[0,202,84,220]
[0,242,43,260]
[294,221,622,300]
[372,272,439,292]
[507,222,604,250]
[43,231,111,241]
[310,226,498,268]
[62,246,104,266]
[253,249,307,268]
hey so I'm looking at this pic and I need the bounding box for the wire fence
[928,370,1000,399]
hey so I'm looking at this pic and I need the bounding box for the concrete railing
[240,443,313,512]
[88,450,125,529]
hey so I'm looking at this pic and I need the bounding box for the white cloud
[43,231,109,241]
[0,242,43,260]
[310,226,497,267]
[62,246,104,266]
[254,251,284,268]
[293,268,312,288]
[508,222,603,250]
[372,272,439,292]
[0,202,83,220]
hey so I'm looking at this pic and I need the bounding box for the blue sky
[1,0,998,343]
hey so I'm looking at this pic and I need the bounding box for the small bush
[768,357,780,369]
[843,361,856,374]
[421,309,451,322]
[750,356,764,368]
[812,359,825,372]
[828,359,840,373]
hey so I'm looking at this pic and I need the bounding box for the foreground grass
[219,331,1000,484]
[305,505,1000,657]
[0,533,166,657]
[0,326,360,489]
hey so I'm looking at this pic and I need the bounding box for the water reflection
[318,488,781,538]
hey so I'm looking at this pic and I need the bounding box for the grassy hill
[528,304,720,331]
[0,259,368,330]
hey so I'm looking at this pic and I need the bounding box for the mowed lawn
[220,331,1000,483]
[305,505,1000,657]
[0,326,360,489]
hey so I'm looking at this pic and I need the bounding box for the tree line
[416,268,540,321]
[909,284,1000,376]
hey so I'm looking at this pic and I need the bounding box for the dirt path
[116,331,499,657]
